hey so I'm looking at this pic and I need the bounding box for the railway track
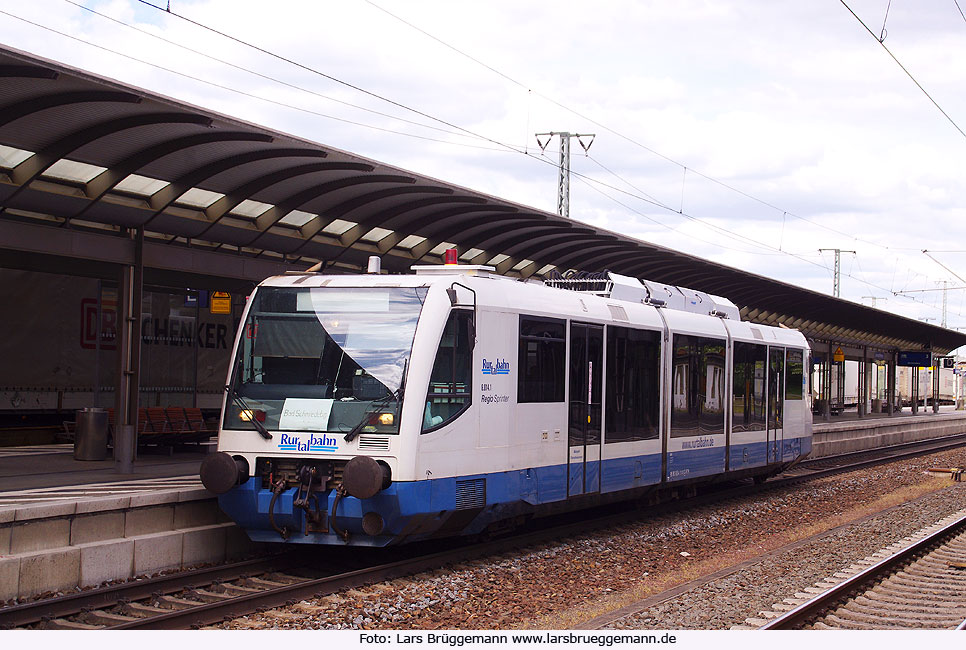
[0,513,648,630]
[760,510,966,629]
[790,432,966,478]
[3,433,964,630]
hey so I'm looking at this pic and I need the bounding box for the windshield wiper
[226,384,272,440]
[343,393,393,443]
[343,417,368,443]
[344,361,407,443]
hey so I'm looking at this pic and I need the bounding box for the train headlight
[239,409,265,422]
[377,413,394,426]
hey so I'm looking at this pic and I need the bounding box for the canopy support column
[114,227,143,472]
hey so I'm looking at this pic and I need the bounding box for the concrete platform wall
[812,412,966,458]
[0,488,262,601]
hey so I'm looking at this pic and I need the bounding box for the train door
[767,347,784,463]
[569,322,602,497]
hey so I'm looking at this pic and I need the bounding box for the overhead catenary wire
[13,5,946,310]
[922,250,966,285]
[129,0,531,158]
[63,0,494,143]
[571,172,793,256]
[360,0,922,256]
[0,3,847,269]
[0,8,528,153]
[16,4,724,221]
[108,0,964,285]
[134,0,923,262]
[839,0,966,142]
[4,3,837,270]
[878,0,893,42]
[357,0,966,309]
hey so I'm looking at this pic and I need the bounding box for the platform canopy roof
[0,45,963,355]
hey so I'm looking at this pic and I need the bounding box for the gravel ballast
[219,447,966,630]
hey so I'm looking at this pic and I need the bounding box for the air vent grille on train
[358,436,390,451]
[608,304,629,321]
[455,478,486,510]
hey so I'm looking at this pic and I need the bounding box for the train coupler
[292,465,328,535]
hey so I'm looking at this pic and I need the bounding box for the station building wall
[1,268,240,420]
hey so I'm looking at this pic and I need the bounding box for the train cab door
[767,347,784,464]
[569,322,603,497]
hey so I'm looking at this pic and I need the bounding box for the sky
[2,0,966,331]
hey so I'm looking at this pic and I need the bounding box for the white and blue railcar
[201,261,812,546]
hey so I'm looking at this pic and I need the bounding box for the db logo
[80,298,117,350]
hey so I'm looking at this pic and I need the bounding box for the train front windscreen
[224,285,427,436]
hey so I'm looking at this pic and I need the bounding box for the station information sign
[898,351,932,367]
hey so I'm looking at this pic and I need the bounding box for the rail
[760,511,966,629]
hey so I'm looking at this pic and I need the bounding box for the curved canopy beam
[250,190,465,250]
[322,185,455,221]
[1,112,213,216]
[470,222,580,254]
[0,64,58,80]
[387,204,519,235]
[193,162,378,239]
[73,131,278,222]
[0,89,141,127]
[141,147,347,228]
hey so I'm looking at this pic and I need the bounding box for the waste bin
[74,407,108,461]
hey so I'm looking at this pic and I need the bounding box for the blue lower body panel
[729,441,768,470]
[600,454,662,493]
[667,445,726,482]
[219,437,811,546]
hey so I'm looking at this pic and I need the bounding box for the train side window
[785,348,804,400]
[670,334,727,438]
[605,326,660,443]
[422,310,473,433]
[518,315,566,403]
[732,341,767,432]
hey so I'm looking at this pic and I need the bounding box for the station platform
[813,403,964,423]
[0,446,260,603]
[0,444,205,494]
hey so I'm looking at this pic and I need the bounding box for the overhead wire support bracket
[534,131,595,218]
